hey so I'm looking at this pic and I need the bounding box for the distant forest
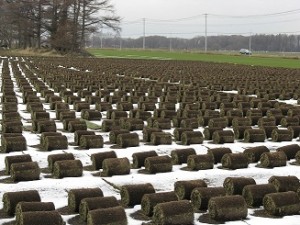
[90,34,300,52]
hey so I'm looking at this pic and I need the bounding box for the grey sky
[110,0,300,38]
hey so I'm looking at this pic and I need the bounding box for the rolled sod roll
[111,111,128,120]
[2,190,41,216]
[268,175,300,192]
[288,125,300,138]
[191,187,226,210]
[2,102,18,112]
[181,131,203,145]
[95,102,112,112]
[221,153,249,170]
[258,117,276,127]
[135,110,152,121]
[143,127,162,142]
[32,111,50,120]
[68,188,104,212]
[271,129,293,142]
[187,154,214,170]
[212,130,235,144]
[150,132,172,145]
[261,126,278,138]
[87,206,127,225]
[101,119,120,132]
[242,184,277,207]
[243,145,270,163]
[81,110,102,120]
[10,161,40,182]
[141,102,156,111]
[80,135,103,149]
[233,126,252,139]
[208,117,228,128]
[2,135,27,153]
[2,121,23,133]
[153,118,172,129]
[207,147,232,164]
[174,179,207,200]
[281,116,299,127]
[68,120,87,132]
[223,177,256,195]
[109,129,130,144]
[173,128,193,141]
[43,135,68,151]
[121,183,155,207]
[102,157,131,176]
[79,196,119,221]
[123,118,144,131]
[144,155,173,174]
[171,148,196,164]
[74,130,95,145]
[153,200,194,225]
[53,160,83,179]
[91,151,117,170]
[18,211,64,225]
[263,191,300,217]
[259,151,287,168]
[15,202,55,222]
[244,128,266,143]
[141,191,178,216]
[48,153,75,172]
[276,144,300,160]
[116,132,139,148]
[180,118,199,129]
[203,127,223,140]
[37,120,57,133]
[5,154,32,175]
[232,117,252,127]
[132,151,158,168]
[208,195,248,221]
[40,132,62,146]
[2,112,21,121]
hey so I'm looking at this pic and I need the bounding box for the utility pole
[204,13,208,53]
[249,32,252,52]
[169,34,172,52]
[143,18,146,49]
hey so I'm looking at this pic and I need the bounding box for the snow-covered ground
[1,56,300,225]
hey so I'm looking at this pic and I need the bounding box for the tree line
[0,0,120,52]
[91,34,300,52]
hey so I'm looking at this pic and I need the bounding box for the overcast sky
[110,0,300,38]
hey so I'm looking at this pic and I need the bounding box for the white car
[240,49,252,55]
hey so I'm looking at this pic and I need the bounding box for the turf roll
[280,116,299,127]
[144,155,173,174]
[180,118,199,129]
[208,195,248,221]
[63,118,81,130]
[80,135,104,149]
[79,196,119,221]
[242,184,277,207]
[91,151,117,170]
[233,126,252,139]
[181,131,203,145]
[101,119,120,132]
[43,135,68,151]
[68,188,104,212]
[123,118,144,131]
[18,211,64,225]
[48,153,75,172]
[10,161,40,182]
[174,179,207,200]
[111,111,128,120]
[221,153,249,170]
[207,147,232,164]
[53,160,83,179]
[212,130,235,144]
[150,132,172,145]
[121,183,155,207]
[276,144,300,160]
[81,110,102,120]
[153,200,194,225]
[171,148,196,164]
[191,187,226,210]
[5,154,32,175]
[259,152,287,168]
[116,132,139,148]
[32,111,50,121]
[37,120,57,133]
[87,206,127,225]
[271,129,293,142]
[288,126,300,138]
[40,132,62,146]
[132,150,158,168]
[68,120,87,132]
[187,154,214,170]
[2,135,27,153]
[244,128,266,143]
[261,126,278,138]
[2,121,23,133]
[173,128,193,141]
[2,190,41,216]
[142,127,162,142]
[258,117,276,127]
[109,129,130,144]
[141,191,178,216]
[243,146,270,163]
[268,175,300,192]
[208,117,228,128]
[15,201,55,222]
[263,191,300,217]
[232,117,252,127]
[203,127,223,140]
[135,110,152,121]
[74,130,95,145]
[223,177,256,195]
[152,118,172,129]
[101,157,131,176]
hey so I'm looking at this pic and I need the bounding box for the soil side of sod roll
[91,151,117,170]
[47,153,75,172]
[268,175,300,192]
[5,154,32,175]
[132,151,158,169]
[276,144,300,160]
[144,155,173,174]
[223,177,256,195]
[53,160,83,179]
[171,148,196,165]
[242,184,277,207]
[243,146,270,163]
[187,154,214,170]
[18,211,64,225]
[87,206,127,225]
[174,179,207,200]
[101,157,131,176]
[259,151,287,168]
[221,153,249,170]
[207,147,232,164]
[10,161,41,182]
[191,187,226,210]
